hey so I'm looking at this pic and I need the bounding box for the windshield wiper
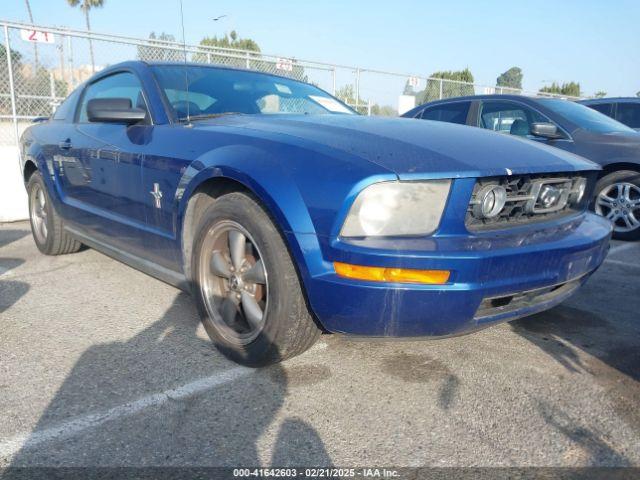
[178,112,243,122]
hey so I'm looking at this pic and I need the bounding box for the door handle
[58,141,72,150]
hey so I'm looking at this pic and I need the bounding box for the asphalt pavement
[1,220,639,468]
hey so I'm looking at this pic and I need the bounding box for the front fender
[175,144,328,285]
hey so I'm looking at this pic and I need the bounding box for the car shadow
[0,258,28,313]
[511,303,640,437]
[6,291,332,468]
[536,399,631,466]
[0,229,30,249]
[0,279,30,314]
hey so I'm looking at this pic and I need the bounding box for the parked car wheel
[27,171,82,255]
[593,170,640,241]
[191,192,321,367]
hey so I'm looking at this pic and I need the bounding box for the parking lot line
[608,242,639,256]
[604,258,640,269]
[0,366,252,460]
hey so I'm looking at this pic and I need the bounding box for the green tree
[370,104,397,116]
[137,32,181,62]
[333,85,394,116]
[0,44,21,105]
[557,81,581,97]
[539,82,561,94]
[193,31,307,82]
[200,30,260,52]
[0,44,67,117]
[334,84,366,112]
[496,66,523,92]
[67,0,105,73]
[539,81,581,98]
[193,30,261,67]
[636,91,640,98]
[594,90,607,98]
[415,68,475,104]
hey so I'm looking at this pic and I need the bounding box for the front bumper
[301,213,612,337]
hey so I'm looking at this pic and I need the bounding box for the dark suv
[579,98,640,131]
[403,95,640,240]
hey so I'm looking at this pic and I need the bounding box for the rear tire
[593,170,640,241]
[27,171,82,255]
[191,192,321,367]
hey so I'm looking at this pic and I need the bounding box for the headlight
[340,180,451,237]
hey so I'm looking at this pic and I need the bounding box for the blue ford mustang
[20,62,611,366]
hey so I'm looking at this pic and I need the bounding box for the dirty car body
[20,62,611,343]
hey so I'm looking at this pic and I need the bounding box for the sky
[2,0,640,100]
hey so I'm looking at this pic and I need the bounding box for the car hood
[196,115,598,179]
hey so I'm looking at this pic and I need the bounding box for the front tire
[27,171,82,255]
[191,192,321,367]
[593,170,640,241]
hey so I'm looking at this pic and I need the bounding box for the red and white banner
[20,29,56,44]
[276,58,293,72]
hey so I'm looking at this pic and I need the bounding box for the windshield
[537,98,635,134]
[151,65,355,120]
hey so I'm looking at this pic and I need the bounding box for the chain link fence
[1,20,581,149]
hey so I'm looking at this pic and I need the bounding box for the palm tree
[24,0,39,71]
[67,0,104,73]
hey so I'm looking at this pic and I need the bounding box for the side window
[53,88,81,121]
[421,102,471,125]
[77,72,148,123]
[480,101,549,136]
[588,103,613,117]
[616,103,640,129]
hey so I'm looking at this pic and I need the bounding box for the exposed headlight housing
[570,177,587,205]
[474,184,507,219]
[340,180,451,237]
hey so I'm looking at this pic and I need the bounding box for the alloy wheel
[198,220,269,345]
[595,182,640,233]
[30,184,48,244]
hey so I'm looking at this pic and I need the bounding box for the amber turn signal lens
[333,262,450,284]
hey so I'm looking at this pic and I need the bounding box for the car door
[59,70,152,256]
[476,99,581,158]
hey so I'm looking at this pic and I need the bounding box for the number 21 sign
[20,29,56,44]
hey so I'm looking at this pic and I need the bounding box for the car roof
[579,97,640,105]
[418,94,571,105]
[97,60,300,83]
[402,94,560,118]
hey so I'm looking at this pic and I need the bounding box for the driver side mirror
[87,98,147,125]
[530,122,563,139]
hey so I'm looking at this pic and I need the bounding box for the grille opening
[489,296,513,309]
[466,173,592,231]
[475,278,583,321]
